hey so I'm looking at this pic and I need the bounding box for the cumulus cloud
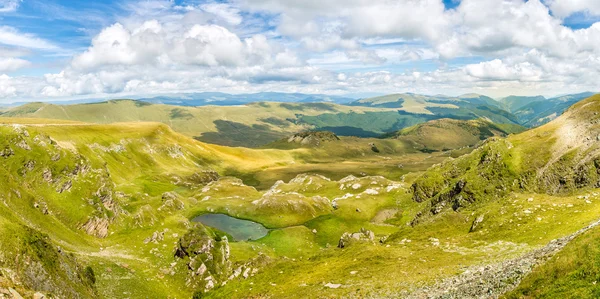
[548,0,600,18]
[0,0,599,101]
[0,57,29,72]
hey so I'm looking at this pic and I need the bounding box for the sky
[0,0,599,102]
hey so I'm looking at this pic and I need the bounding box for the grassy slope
[4,95,600,298]
[1,100,399,147]
[505,224,600,298]
[405,94,600,296]
[0,118,461,297]
[500,95,546,113]
[391,118,525,152]
[513,92,596,127]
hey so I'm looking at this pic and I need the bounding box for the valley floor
[1,116,600,298]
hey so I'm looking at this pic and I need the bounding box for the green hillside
[348,93,520,125]
[390,118,526,152]
[511,92,596,127]
[2,100,401,147]
[2,94,524,147]
[3,95,600,298]
[500,95,546,112]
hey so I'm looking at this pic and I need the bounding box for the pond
[192,213,269,241]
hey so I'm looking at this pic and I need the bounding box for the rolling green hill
[2,100,401,147]
[2,94,524,147]
[510,92,596,127]
[407,94,600,296]
[2,93,600,298]
[499,95,546,113]
[389,118,526,152]
[348,93,519,125]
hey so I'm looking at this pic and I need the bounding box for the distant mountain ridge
[136,92,356,106]
[499,92,596,127]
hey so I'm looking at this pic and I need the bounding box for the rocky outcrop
[0,146,14,158]
[187,171,220,186]
[338,228,375,248]
[469,214,485,233]
[158,192,185,212]
[81,217,109,238]
[287,131,339,147]
[175,224,232,293]
[144,230,165,244]
[0,226,97,298]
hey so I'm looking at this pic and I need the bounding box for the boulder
[338,228,375,248]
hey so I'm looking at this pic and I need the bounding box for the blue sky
[0,0,598,102]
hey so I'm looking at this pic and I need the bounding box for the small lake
[192,213,269,241]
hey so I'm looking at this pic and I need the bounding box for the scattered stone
[338,228,375,248]
[407,218,600,299]
[0,146,14,158]
[57,180,72,193]
[16,140,31,151]
[242,268,251,279]
[324,283,342,289]
[144,231,165,244]
[42,168,52,183]
[350,271,358,275]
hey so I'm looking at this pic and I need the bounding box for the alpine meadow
[0,1,600,298]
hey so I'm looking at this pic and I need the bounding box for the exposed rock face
[287,131,340,146]
[57,180,72,193]
[144,230,165,244]
[0,226,97,298]
[175,224,232,293]
[187,171,220,186]
[81,217,110,238]
[338,228,375,248]
[159,192,185,212]
[470,214,485,233]
[42,169,52,183]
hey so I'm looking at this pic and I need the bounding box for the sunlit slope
[0,119,307,297]
[391,118,525,152]
[350,93,519,124]
[2,100,399,147]
[412,94,600,213]
[2,96,525,147]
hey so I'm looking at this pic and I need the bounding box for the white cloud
[0,57,29,72]
[1,0,600,102]
[548,0,600,18]
[200,2,243,26]
[0,0,20,13]
[0,26,58,50]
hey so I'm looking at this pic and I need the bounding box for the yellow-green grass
[505,224,600,298]
[4,100,600,299]
[206,189,600,298]
[1,100,399,145]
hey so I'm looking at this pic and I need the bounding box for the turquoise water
[192,213,269,241]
